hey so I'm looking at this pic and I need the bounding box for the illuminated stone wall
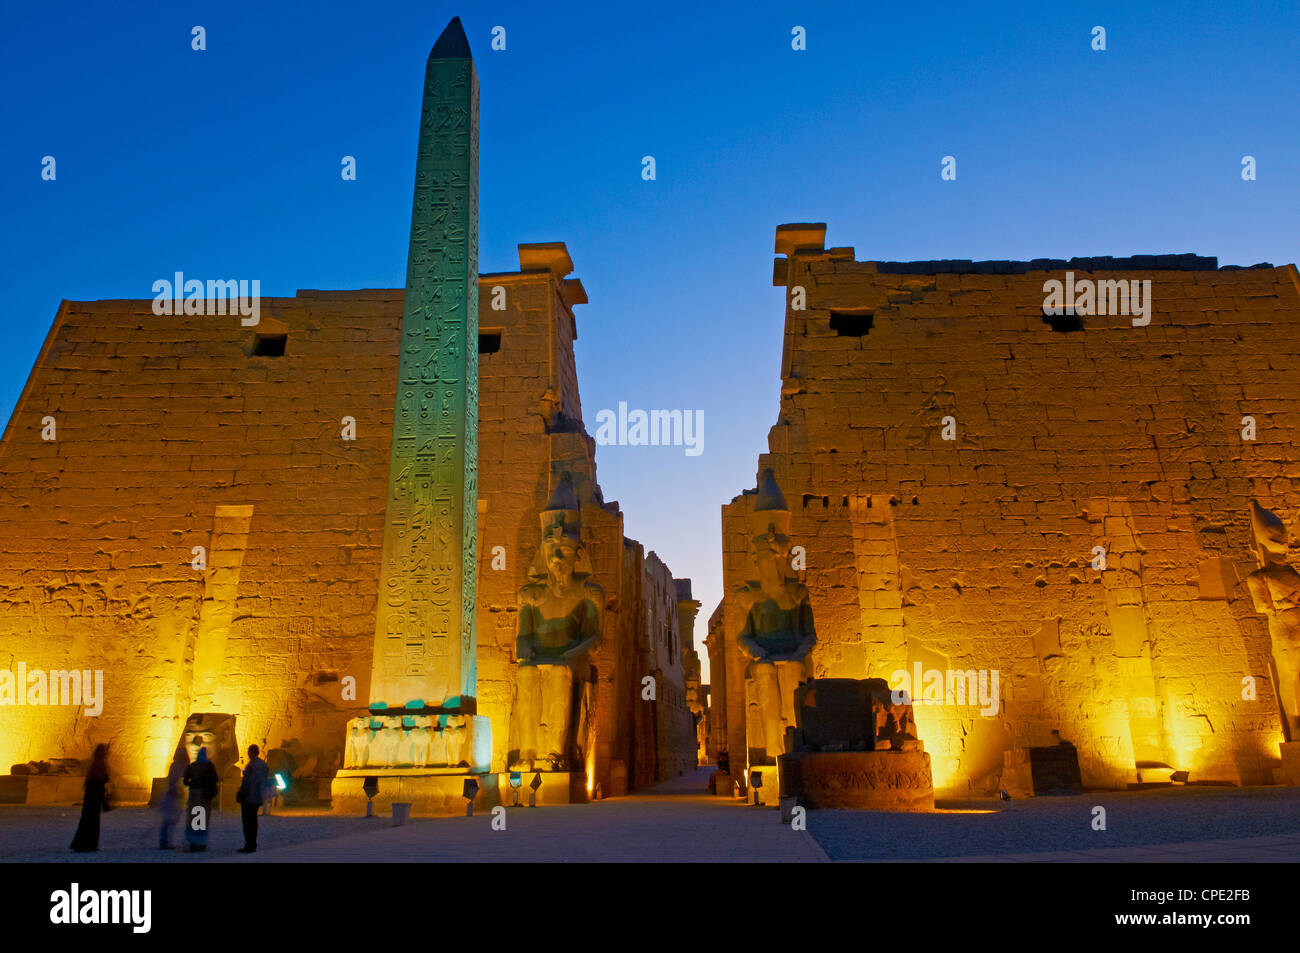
[704,601,727,763]
[644,552,696,781]
[718,225,1300,794]
[677,579,707,764]
[0,244,692,798]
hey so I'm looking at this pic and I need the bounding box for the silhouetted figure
[183,747,219,851]
[158,747,190,849]
[70,744,110,853]
[237,744,269,853]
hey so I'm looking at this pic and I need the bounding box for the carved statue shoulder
[518,579,548,605]
[581,577,606,604]
[783,578,813,601]
[732,582,761,611]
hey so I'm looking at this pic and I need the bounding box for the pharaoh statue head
[749,468,794,584]
[179,713,239,775]
[528,472,592,585]
[1250,500,1290,568]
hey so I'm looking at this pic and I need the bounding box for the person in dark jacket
[70,744,110,853]
[183,747,219,851]
[237,744,270,853]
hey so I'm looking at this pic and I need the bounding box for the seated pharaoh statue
[1246,500,1300,741]
[509,473,604,772]
[736,469,817,764]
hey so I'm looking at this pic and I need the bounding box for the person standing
[70,744,110,853]
[237,744,269,853]
[158,747,189,849]
[183,747,218,852]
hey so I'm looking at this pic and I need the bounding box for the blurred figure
[70,744,110,853]
[158,747,190,849]
[236,744,269,853]
[261,767,275,817]
[183,747,219,852]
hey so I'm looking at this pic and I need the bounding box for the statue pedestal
[344,713,492,773]
[1276,742,1300,786]
[331,768,501,816]
[497,771,585,806]
[778,750,934,812]
[708,770,734,797]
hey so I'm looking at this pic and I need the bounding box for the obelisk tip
[430,16,472,60]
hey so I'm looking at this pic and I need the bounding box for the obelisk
[369,16,479,713]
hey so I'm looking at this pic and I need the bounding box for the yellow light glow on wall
[910,704,957,790]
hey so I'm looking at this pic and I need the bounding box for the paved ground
[2,768,1296,862]
[812,784,1300,862]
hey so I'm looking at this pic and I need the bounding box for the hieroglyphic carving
[369,20,479,710]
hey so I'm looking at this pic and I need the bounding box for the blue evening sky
[2,1,1296,675]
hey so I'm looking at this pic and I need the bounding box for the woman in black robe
[70,744,110,853]
[183,747,219,851]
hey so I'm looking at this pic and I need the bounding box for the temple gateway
[2,18,1298,811]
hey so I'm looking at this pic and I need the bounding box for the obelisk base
[332,768,501,816]
[496,771,587,806]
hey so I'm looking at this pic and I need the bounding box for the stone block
[708,769,734,796]
[1028,744,1083,795]
[778,750,934,811]
[0,775,88,805]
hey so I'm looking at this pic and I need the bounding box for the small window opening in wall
[1041,309,1084,333]
[479,331,502,354]
[252,333,287,356]
[830,311,874,336]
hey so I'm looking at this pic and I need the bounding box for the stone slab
[778,750,934,811]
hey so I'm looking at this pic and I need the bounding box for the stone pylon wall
[720,232,1299,794]
[0,247,694,797]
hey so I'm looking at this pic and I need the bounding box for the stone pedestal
[1276,741,1300,786]
[344,712,492,773]
[708,770,734,796]
[778,750,934,811]
[495,771,583,806]
[331,768,501,816]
